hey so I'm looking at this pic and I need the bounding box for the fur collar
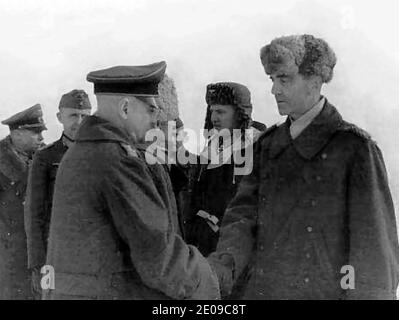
[0,136,29,182]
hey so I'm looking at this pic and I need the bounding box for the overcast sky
[0,0,398,210]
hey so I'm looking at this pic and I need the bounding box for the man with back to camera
[44,61,220,300]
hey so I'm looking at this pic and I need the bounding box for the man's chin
[277,107,289,116]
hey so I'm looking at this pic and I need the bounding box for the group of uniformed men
[0,34,398,300]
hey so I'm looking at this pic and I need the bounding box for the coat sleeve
[346,139,399,299]
[24,150,49,269]
[207,142,260,297]
[102,151,220,300]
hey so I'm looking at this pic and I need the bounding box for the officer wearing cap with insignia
[209,34,399,299]
[44,61,220,300]
[24,89,91,299]
[0,104,46,299]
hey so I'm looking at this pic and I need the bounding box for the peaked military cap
[59,89,92,110]
[1,103,47,131]
[86,61,167,96]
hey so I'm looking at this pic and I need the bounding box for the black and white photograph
[0,0,398,308]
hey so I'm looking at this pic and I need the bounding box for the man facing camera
[0,104,46,299]
[24,89,92,298]
[209,34,399,299]
[44,61,220,300]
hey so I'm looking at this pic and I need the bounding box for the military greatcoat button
[316,176,322,181]
[259,245,264,251]
[311,200,317,206]
[304,278,310,283]
[306,226,313,233]
[10,181,15,186]
[321,153,328,160]
[7,232,11,236]
[305,253,311,259]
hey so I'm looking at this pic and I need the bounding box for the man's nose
[38,133,44,141]
[76,115,85,124]
[211,113,219,123]
[271,82,280,96]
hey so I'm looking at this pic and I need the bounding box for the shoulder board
[338,122,371,140]
[256,123,280,142]
[119,142,138,158]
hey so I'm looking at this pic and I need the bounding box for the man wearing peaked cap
[44,62,220,300]
[209,34,399,300]
[24,89,91,299]
[0,103,47,299]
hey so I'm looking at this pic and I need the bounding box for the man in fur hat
[208,34,399,299]
[184,82,266,260]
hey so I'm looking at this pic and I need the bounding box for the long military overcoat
[0,136,33,299]
[45,115,220,300]
[209,101,399,300]
[24,137,67,270]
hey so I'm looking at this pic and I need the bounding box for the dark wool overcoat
[24,137,68,270]
[209,101,399,300]
[0,136,33,299]
[45,115,219,300]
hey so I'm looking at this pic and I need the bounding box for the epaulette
[119,142,138,158]
[338,121,371,140]
[256,123,280,142]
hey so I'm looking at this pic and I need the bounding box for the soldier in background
[157,74,191,239]
[24,90,92,299]
[185,82,266,258]
[44,61,220,300]
[0,104,46,299]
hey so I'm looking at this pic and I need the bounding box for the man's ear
[118,98,130,120]
[310,76,323,92]
[56,111,62,123]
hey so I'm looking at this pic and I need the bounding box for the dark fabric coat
[184,125,265,258]
[45,115,219,300]
[168,163,189,240]
[209,101,399,300]
[185,161,243,257]
[0,136,33,300]
[24,137,68,270]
